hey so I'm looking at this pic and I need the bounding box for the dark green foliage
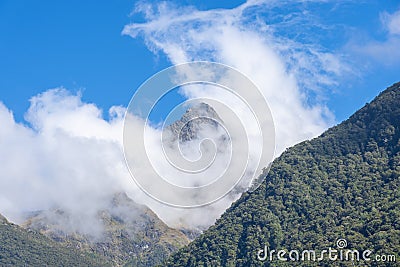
[165,82,400,266]
[0,215,110,266]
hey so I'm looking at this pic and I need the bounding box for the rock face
[23,192,189,267]
[167,102,223,142]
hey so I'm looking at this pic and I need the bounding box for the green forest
[165,83,400,266]
[0,214,109,266]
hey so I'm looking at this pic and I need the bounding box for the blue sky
[0,0,247,123]
[0,0,399,123]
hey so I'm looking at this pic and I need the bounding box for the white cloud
[352,8,400,66]
[382,9,400,35]
[0,88,252,230]
[0,89,134,232]
[119,0,358,228]
[26,88,124,142]
[123,0,343,155]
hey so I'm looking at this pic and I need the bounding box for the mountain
[167,102,222,142]
[10,104,222,267]
[0,213,108,266]
[23,192,189,266]
[165,82,400,266]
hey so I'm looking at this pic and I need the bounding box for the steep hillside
[166,82,400,266]
[23,192,189,266]
[0,213,108,266]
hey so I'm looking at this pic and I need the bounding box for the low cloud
[0,88,247,230]
[0,89,132,231]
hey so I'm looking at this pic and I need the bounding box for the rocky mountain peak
[167,102,223,142]
[181,102,221,122]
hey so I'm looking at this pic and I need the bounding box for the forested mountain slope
[166,82,400,266]
[0,213,108,266]
[23,192,189,267]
